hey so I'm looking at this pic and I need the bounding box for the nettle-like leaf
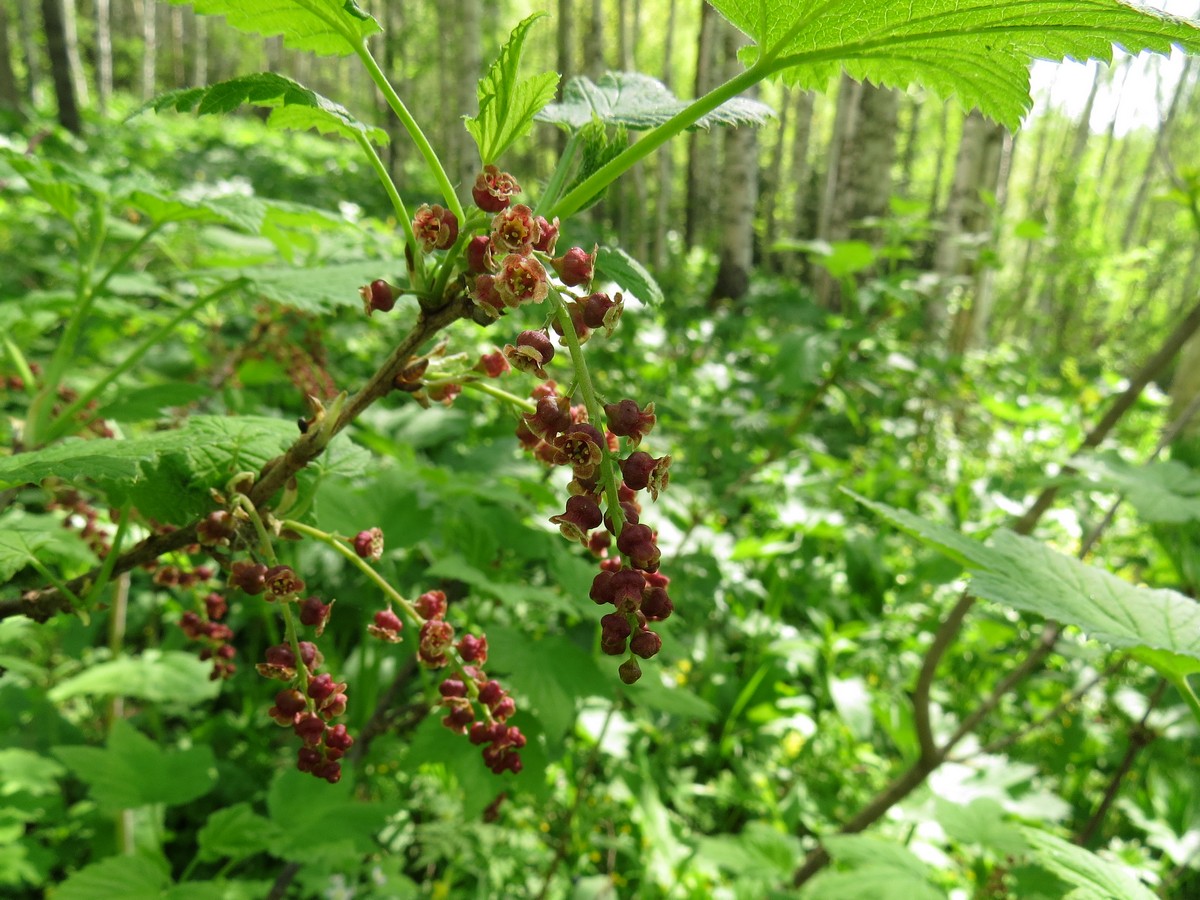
[708,0,1200,128]
[159,0,378,57]
[851,494,1200,669]
[538,72,773,131]
[149,73,387,144]
[127,189,269,233]
[596,246,664,306]
[200,260,403,315]
[1074,453,1200,524]
[465,13,559,164]
[1020,826,1157,900]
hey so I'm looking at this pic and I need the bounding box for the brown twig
[0,295,471,624]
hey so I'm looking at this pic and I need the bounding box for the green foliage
[538,71,774,131]
[707,0,1200,127]
[465,13,560,164]
[147,73,388,144]
[158,0,379,57]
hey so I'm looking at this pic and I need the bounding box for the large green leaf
[158,0,378,57]
[707,0,1200,128]
[1074,454,1200,524]
[198,260,397,315]
[0,513,94,582]
[55,855,170,900]
[804,835,946,900]
[48,650,221,705]
[538,72,773,131]
[596,246,664,306]
[853,497,1200,668]
[465,13,559,163]
[148,73,387,144]
[1020,826,1157,900]
[52,719,217,811]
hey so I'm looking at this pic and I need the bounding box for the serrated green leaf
[465,13,559,163]
[855,497,1200,668]
[562,119,629,210]
[55,854,170,900]
[52,719,217,811]
[197,803,276,863]
[0,749,67,797]
[127,189,269,233]
[200,260,395,314]
[537,71,773,131]
[0,515,94,582]
[95,382,215,423]
[1074,454,1200,524]
[48,650,221,705]
[708,0,1200,128]
[1020,826,1157,900]
[148,73,387,144]
[158,0,378,57]
[266,768,388,863]
[596,245,664,305]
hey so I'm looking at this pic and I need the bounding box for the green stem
[84,505,131,609]
[90,222,165,301]
[1172,675,1200,727]
[27,557,85,612]
[355,42,464,225]
[547,60,773,220]
[548,288,625,535]
[3,336,35,395]
[352,131,425,287]
[41,282,242,445]
[535,131,582,216]
[283,519,418,621]
[461,379,537,413]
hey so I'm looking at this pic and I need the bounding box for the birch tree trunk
[452,0,483,200]
[16,0,40,105]
[41,0,81,132]
[685,0,720,248]
[61,0,87,106]
[788,90,815,240]
[651,0,678,270]
[709,23,757,303]
[0,0,20,117]
[190,14,207,86]
[140,0,156,102]
[94,0,112,112]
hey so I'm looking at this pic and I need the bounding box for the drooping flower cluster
[229,559,354,783]
[179,591,237,680]
[367,586,526,774]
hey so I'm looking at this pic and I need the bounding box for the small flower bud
[412,204,459,252]
[360,279,397,316]
[472,165,521,212]
[551,246,596,287]
[353,527,384,561]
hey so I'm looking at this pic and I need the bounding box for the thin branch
[0,295,471,624]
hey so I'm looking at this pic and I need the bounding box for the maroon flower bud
[619,658,642,684]
[619,451,672,500]
[478,680,504,706]
[179,611,203,639]
[294,712,326,746]
[297,746,321,772]
[554,423,605,479]
[491,204,541,256]
[415,590,447,620]
[641,585,674,621]
[368,607,403,643]
[360,279,397,316]
[610,569,647,612]
[412,203,459,252]
[495,254,549,307]
[204,593,228,621]
[532,216,560,253]
[490,696,516,721]
[273,688,307,718]
[325,723,354,752]
[551,300,591,344]
[550,494,604,543]
[522,394,572,439]
[604,399,656,447]
[590,571,615,605]
[443,705,475,734]
[264,643,296,670]
[439,678,468,698]
[604,500,641,535]
[466,235,496,274]
[588,530,612,557]
[504,329,555,379]
[631,629,662,659]
[307,672,340,703]
[419,618,455,668]
[229,560,268,595]
[320,692,348,719]
[472,165,521,212]
[298,597,333,635]
[581,291,624,334]
[314,761,342,784]
[551,246,596,287]
[197,510,235,546]
[471,274,505,314]
[353,527,384,562]
[475,351,510,378]
[469,722,492,745]
[263,565,305,600]
[457,633,489,664]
